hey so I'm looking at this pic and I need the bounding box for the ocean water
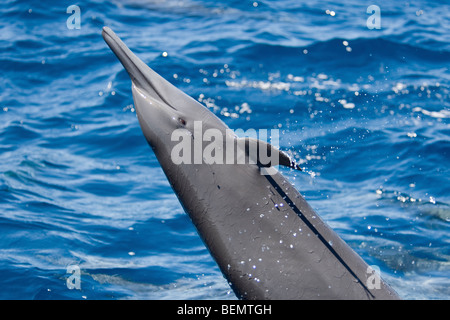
[0,0,449,300]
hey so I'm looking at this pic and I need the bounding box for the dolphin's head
[102,27,228,156]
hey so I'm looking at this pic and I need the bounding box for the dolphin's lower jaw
[102,27,401,300]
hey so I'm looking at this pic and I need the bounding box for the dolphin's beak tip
[102,26,112,39]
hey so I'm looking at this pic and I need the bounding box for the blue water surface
[0,0,449,300]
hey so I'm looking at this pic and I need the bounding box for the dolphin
[102,27,400,300]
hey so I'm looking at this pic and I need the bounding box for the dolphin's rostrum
[102,27,400,300]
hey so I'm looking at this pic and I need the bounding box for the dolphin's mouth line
[102,27,176,111]
[132,83,179,119]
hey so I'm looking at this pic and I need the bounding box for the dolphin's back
[160,153,399,300]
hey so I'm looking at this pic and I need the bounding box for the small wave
[375,188,450,222]
[412,107,450,119]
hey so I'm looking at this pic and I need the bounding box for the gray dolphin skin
[102,27,400,300]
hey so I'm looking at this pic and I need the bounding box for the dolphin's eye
[178,118,186,126]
